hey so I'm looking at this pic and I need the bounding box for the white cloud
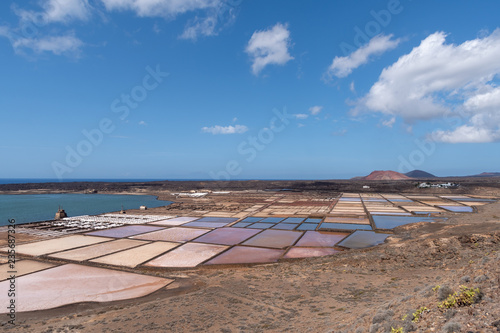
[431,88,500,143]
[14,0,92,24]
[245,23,293,75]
[432,125,500,143]
[11,34,84,55]
[309,106,323,115]
[179,14,217,40]
[1,1,88,57]
[202,124,248,135]
[101,0,219,18]
[349,81,356,93]
[331,129,347,136]
[294,113,308,119]
[356,29,500,143]
[179,2,238,41]
[153,23,161,34]
[43,0,92,23]
[138,120,147,125]
[326,34,400,79]
[381,117,396,128]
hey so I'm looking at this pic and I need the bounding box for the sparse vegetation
[438,286,481,309]
[391,327,404,333]
[412,306,429,323]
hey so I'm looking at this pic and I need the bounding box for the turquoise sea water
[0,194,172,226]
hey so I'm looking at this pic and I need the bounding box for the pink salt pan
[144,243,228,268]
[0,264,173,313]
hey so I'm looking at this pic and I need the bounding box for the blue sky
[1,0,499,180]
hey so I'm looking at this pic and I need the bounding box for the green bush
[438,285,481,309]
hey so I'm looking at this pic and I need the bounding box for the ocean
[0,193,172,226]
[0,178,169,184]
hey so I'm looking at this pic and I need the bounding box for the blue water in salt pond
[0,194,172,226]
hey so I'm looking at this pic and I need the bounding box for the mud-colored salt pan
[242,229,303,249]
[205,246,284,265]
[283,247,340,259]
[7,235,111,256]
[0,260,55,281]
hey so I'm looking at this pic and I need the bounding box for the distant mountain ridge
[404,170,436,178]
[468,172,500,177]
[355,170,413,180]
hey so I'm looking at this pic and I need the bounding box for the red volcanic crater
[358,170,414,180]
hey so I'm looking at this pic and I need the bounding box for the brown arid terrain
[1,179,500,333]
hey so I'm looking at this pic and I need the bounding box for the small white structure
[362,185,370,189]
[140,205,147,210]
[172,192,209,198]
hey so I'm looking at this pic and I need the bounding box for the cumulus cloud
[309,106,323,115]
[356,29,500,143]
[101,0,219,18]
[326,34,400,79]
[245,23,293,75]
[202,124,248,135]
[431,87,500,142]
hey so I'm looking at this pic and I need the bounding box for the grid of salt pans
[330,194,366,216]
[56,214,175,231]
[362,198,408,215]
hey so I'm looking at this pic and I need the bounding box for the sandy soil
[2,188,499,332]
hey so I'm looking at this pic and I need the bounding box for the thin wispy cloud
[294,114,308,119]
[381,117,396,128]
[179,1,239,41]
[202,124,249,135]
[309,106,323,115]
[101,0,220,18]
[14,0,92,24]
[1,0,238,59]
[349,81,356,93]
[180,15,218,40]
[326,34,400,79]
[7,33,84,56]
[245,23,293,75]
